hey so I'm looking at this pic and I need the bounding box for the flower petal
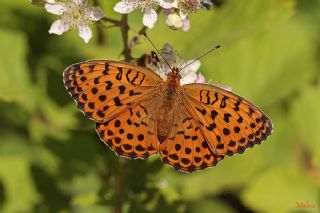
[171,0,178,8]
[179,10,188,19]
[48,19,70,35]
[77,23,92,43]
[45,3,67,15]
[114,1,136,14]
[179,59,200,84]
[157,0,173,9]
[143,7,157,28]
[182,60,201,73]
[89,7,105,21]
[73,0,87,6]
[182,18,190,31]
[166,13,183,29]
[213,82,233,92]
[195,73,206,84]
[180,72,197,85]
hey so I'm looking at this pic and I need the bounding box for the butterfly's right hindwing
[159,104,224,173]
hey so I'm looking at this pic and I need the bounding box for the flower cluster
[114,0,213,31]
[41,0,213,42]
[45,0,104,43]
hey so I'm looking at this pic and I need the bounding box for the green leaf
[189,200,235,213]
[0,28,35,111]
[0,133,67,211]
[242,166,319,213]
[201,19,317,108]
[28,98,78,142]
[72,204,109,213]
[0,156,40,213]
[290,87,320,168]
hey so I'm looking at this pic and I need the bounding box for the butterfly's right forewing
[181,83,273,156]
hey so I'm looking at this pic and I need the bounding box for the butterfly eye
[151,51,160,62]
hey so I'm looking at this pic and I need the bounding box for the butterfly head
[167,67,181,80]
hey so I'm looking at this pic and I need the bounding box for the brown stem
[113,159,128,213]
[101,17,122,25]
[120,14,132,61]
[96,22,105,45]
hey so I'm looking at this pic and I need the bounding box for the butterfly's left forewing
[181,83,273,156]
[63,60,163,123]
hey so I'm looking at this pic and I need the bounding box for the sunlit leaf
[0,156,40,212]
[242,166,319,213]
[290,87,320,168]
[0,28,35,111]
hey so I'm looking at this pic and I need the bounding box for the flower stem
[120,14,132,61]
[101,17,121,25]
[114,158,128,213]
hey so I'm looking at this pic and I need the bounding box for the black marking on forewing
[140,105,148,114]
[131,72,146,86]
[116,67,123,80]
[129,90,142,96]
[195,107,206,115]
[220,96,228,108]
[234,99,241,111]
[182,117,193,123]
[125,69,132,82]
[200,90,210,105]
[139,73,146,85]
[211,92,219,105]
[88,64,95,73]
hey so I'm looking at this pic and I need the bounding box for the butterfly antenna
[142,32,173,70]
[179,45,221,72]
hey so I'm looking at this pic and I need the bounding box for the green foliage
[0,28,34,111]
[0,0,319,212]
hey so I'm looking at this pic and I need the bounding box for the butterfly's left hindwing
[96,99,159,159]
[63,60,163,123]
[181,83,273,156]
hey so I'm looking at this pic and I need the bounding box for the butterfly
[63,55,273,173]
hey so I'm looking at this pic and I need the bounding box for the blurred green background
[0,0,319,212]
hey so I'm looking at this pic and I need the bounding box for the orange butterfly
[63,58,273,173]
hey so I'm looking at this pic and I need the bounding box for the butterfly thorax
[156,68,181,143]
